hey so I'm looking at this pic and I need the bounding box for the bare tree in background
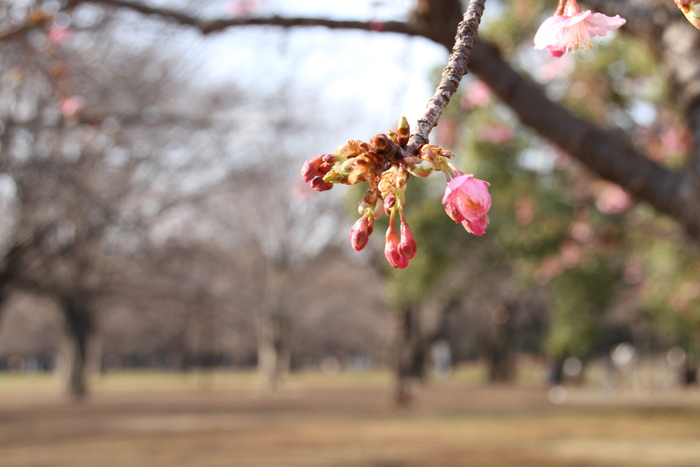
[0,6,242,397]
[4,0,700,403]
[204,97,346,392]
[43,0,699,240]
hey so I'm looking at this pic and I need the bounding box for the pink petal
[446,175,491,214]
[534,16,565,50]
[462,215,489,236]
[584,13,626,37]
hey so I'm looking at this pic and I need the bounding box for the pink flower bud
[384,224,409,269]
[349,215,373,251]
[398,218,417,259]
[301,155,325,183]
[311,177,333,192]
[383,195,396,216]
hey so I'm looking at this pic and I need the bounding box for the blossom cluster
[301,117,491,269]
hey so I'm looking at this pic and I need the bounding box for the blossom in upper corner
[534,0,626,58]
[442,174,491,236]
[675,0,700,29]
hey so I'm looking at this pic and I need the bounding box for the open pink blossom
[534,0,626,58]
[442,174,491,236]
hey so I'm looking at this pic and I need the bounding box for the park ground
[0,366,699,467]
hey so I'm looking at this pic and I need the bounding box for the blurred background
[1,0,699,466]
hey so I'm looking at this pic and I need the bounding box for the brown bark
[395,302,427,406]
[406,0,486,154]
[394,301,452,406]
[484,304,516,383]
[60,297,94,400]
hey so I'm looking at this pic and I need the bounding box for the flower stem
[555,0,569,16]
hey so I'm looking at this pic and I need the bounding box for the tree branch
[468,42,699,234]
[61,0,700,236]
[81,0,421,37]
[406,0,486,155]
[585,0,700,177]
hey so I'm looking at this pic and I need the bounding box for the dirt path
[0,385,699,466]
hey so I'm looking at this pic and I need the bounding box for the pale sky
[200,0,448,145]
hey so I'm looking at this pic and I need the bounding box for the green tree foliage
[382,0,692,367]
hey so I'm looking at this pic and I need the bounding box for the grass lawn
[0,367,699,466]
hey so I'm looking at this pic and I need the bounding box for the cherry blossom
[534,0,626,58]
[442,174,491,236]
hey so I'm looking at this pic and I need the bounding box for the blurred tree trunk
[257,256,293,393]
[547,358,564,385]
[395,301,452,406]
[395,302,425,406]
[258,311,289,393]
[681,357,697,386]
[60,297,94,400]
[484,303,516,383]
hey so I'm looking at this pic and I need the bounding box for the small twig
[406,0,487,155]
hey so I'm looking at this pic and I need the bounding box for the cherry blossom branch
[405,0,487,155]
[27,0,700,237]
